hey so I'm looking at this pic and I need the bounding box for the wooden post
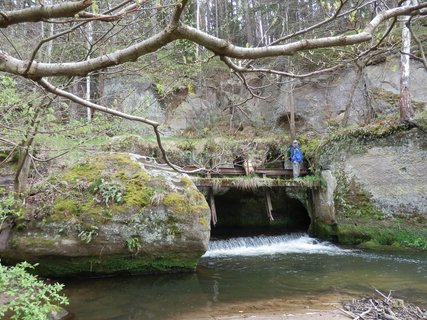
[264,187,274,221]
[209,188,217,226]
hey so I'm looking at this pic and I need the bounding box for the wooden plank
[264,188,274,221]
[209,188,217,226]
[193,178,319,188]
[184,166,305,177]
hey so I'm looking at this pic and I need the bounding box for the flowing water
[64,234,427,319]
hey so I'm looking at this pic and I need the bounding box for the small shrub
[78,226,99,243]
[94,179,124,207]
[0,261,68,320]
[0,192,20,227]
[126,236,141,254]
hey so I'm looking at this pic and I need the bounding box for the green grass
[314,220,427,250]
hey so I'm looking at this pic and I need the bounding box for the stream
[64,233,427,319]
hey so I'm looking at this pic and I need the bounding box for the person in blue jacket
[290,140,303,178]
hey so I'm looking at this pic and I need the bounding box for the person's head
[292,140,298,147]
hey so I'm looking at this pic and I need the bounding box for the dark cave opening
[210,188,311,239]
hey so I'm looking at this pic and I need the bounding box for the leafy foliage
[78,225,99,243]
[0,191,20,226]
[93,178,124,206]
[0,76,23,107]
[126,236,142,254]
[0,261,68,320]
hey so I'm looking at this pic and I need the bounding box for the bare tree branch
[221,56,343,79]
[23,0,148,76]
[36,78,206,174]
[176,4,426,59]
[0,0,92,28]
[1,2,425,78]
[269,0,352,45]
[408,22,427,70]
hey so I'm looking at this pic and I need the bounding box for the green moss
[120,170,152,207]
[333,172,383,220]
[310,221,338,241]
[61,162,102,183]
[80,197,102,216]
[51,198,79,221]
[42,154,158,223]
[21,253,201,277]
[198,215,209,228]
[108,153,143,170]
[335,224,372,245]
[123,186,153,207]
[414,110,427,131]
[162,192,187,214]
[313,220,427,250]
[180,176,193,188]
[162,190,208,216]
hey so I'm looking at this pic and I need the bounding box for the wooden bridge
[134,156,318,226]
[182,163,316,226]
[185,165,309,187]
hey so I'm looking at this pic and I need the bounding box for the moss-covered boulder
[0,153,211,277]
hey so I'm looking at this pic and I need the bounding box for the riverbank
[174,293,350,320]
[188,310,348,320]
[174,289,427,320]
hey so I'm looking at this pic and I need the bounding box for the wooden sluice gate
[185,165,317,226]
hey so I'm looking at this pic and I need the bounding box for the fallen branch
[340,289,427,320]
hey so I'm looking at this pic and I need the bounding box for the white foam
[203,233,353,257]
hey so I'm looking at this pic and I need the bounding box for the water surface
[64,234,427,319]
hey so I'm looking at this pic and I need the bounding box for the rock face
[0,153,211,277]
[319,128,427,217]
[100,56,426,136]
[311,170,337,225]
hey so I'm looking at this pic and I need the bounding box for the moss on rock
[4,253,201,278]
[4,152,211,277]
[43,153,158,224]
[312,219,427,250]
[162,189,209,217]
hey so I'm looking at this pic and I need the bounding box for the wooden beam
[264,188,274,221]
[209,188,217,226]
[193,178,319,188]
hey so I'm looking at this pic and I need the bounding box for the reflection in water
[64,234,427,320]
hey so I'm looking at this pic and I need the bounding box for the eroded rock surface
[0,153,210,276]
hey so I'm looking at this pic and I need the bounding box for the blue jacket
[291,147,302,163]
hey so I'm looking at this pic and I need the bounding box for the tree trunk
[399,0,415,124]
[14,106,42,195]
[342,65,363,127]
[86,21,93,122]
[196,0,200,58]
[288,82,296,140]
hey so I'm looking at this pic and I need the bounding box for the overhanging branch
[1,2,426,78]
[36,78,206,174]
[0,0,92,28]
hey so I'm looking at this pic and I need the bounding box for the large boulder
[0,153,211,277]
[319,128,427,217]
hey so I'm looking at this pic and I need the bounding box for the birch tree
[399,0,416,125]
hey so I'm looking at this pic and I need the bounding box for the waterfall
[203,233,352,257]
